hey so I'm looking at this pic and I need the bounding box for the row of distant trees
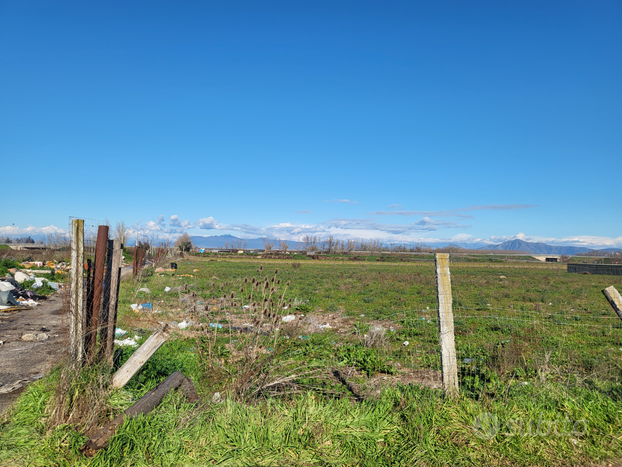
[0,236,36,244]
[259,235,460,254]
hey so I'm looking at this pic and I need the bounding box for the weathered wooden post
[602,286,622,321]
[111,324,172,389]
[70,219,84,370]
[105,240,124,361]
[435,253,459,397]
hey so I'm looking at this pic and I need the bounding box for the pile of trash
[0,276,49,309]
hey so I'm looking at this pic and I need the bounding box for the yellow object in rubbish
[46,261,55,268]
[177,274,194,278]
[193,269,199,272]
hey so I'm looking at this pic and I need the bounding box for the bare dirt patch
[0,293,65,417]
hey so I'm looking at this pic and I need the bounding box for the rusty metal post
[70,219,84,370]
[84,258,94,358]
[89,225,109,359]
[105,240,123,361]
[98,239,114,359]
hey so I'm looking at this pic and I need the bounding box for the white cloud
[0,225,67,236]
[197,217,223,230]
[388,204,402,208]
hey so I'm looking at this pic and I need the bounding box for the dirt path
[0,293,66,417]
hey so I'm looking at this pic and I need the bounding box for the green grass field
[1,257,621,466]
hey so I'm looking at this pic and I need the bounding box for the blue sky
[1,1,621,248]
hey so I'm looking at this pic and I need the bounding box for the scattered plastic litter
[209,323,223,329]
[164,286,171,292]
[242,305,251,309]
[360,314,365,317]
[0,290,19,306]
[212,392,223,404]
[463,358,474,363]
[178,319,194,330]
[32,278,45,289]
[141,302,153,310]
[281,314,296,323]
[47,282,59,291]
[138,287,151,293]
[0,281,16,292]
[19,299,38,307]
[115,328,127,337]
[389,327,395,332]
[115,338,138,347]
[318,323,332,329]
[403,341,409,346]
[298,335,310,340]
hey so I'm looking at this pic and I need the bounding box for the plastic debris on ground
[138,287,151,293]
[17,298,38,307]
[0,290,20,307]
[164,286,171,292]
[403,341,409,346]
[178,319,194,330]
[212,392,223,404]
[281,314,296,323]
[318,323,332,329]
[209,323,223,329]
[0,281,16,292]
[114,338,138,347]
[298,335,310,340]
[115,328,127,337]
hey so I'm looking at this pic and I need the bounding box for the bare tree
[262,236,275,251]
[234,239,248,250]
[346,239,357,253]
[278,238,289,252]
[114,221,129,246]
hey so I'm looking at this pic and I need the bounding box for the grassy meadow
[1,255,621,466]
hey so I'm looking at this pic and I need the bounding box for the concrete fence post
[435,253,459,398]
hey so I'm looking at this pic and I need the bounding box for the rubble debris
[21,333,49,341]
[14,271,32,284]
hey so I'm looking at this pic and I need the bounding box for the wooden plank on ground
[602,286,622,321]
[111,324,172,389]
[80,371,196,457]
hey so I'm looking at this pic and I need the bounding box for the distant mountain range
[189,235,620,256]
[478,239,620,255]
[190,235,300,250]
